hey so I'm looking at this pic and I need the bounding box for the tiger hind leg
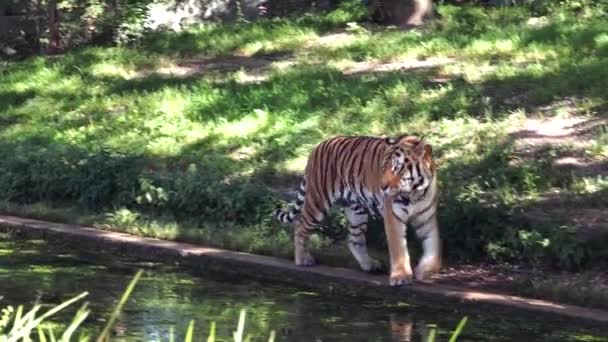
[294,221,317,266]
[344,204,383,272]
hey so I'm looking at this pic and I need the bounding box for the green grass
[512,271,608,310]
[1,0,608,270]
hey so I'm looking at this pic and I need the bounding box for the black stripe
[323,171,336,209]
[350,222,367,229]
[369,139,385,169]
[326,143,338,206]
[343,138,366,167]
[396,163,405,174]
[356,140,375,178]
[301,215,315,228]
[322,146,335,208]
[331,137,350,161]
[411,213,436,231]
[338,139,357,174]
[357,180,367,200]
[416,199,436,217]
[411,165,423,189]
[422,181,432,197]
[295,199,304,206]
[309,192,325,219]
[303,206,318,225]
[302,224,317,232]
[393,208,409,223]
[315,145,329,208]
[392,210,408,224]
[348,151,362,188]
[349,230,364,237]
[308,157,327,215]
[323,187,333,212]
[395,194,410,206]
[326,140,340,192]
[344,138,368,185]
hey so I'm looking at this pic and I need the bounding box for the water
[0,235,607,341]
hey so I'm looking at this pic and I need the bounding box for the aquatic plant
[0,270,466,341]
[0,292,90,341]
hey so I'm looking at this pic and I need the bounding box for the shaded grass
[1,1,608,271]
[512,271,608,310]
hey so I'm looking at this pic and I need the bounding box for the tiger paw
[389,272,414,286]
[363,258,384,273]
[415,256,441,281]
[295,253,316,267]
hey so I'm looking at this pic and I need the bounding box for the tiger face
[382,135,435,199]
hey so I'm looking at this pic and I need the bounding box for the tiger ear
[424,144,432,158]
[384,136,398,145]
[423,144,434,169]
[384,133,409,146]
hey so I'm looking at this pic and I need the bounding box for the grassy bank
[1,0,607,273]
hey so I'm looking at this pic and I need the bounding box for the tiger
[274,134,441,286]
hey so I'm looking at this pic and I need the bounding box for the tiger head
[381,134,435,198]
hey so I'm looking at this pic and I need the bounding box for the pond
[0,235,607,341]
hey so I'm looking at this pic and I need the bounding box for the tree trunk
[47,0,61,53]
[370,0,433,27]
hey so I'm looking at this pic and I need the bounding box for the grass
[512,271,608,310]
[1,0,608,271]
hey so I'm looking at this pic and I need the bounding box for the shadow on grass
[140,6,365,58]
[1,4,607,268]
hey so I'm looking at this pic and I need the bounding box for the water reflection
[390,314,414,342]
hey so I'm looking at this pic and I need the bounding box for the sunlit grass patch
[143,19,322,58]
[588,128,608,158]
[1,0,607,271]
[570,176,608,195]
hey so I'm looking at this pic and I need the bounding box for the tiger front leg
[294,222,316,266]
[383,198,414,286]
[412,214,441,281]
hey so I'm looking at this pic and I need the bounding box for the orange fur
[274,134,441,285]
